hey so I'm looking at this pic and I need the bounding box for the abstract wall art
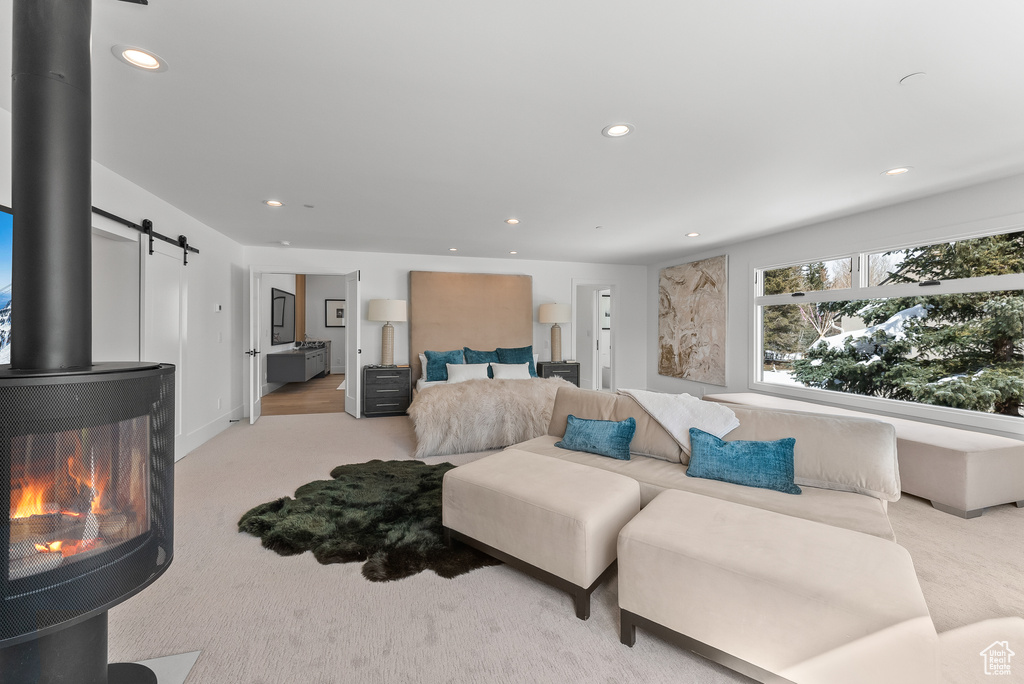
[658,254,728,385]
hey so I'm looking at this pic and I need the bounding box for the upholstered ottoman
[618,489,938,684]
[442,448,641,619]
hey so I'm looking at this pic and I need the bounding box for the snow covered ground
[761,370,806,387]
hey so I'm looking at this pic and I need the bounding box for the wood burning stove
[1,0,175,681]
[1,364,174,682]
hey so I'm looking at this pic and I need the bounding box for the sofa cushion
[687,428,801,495]
[556,415,636,460]
[512,435,896,541]
[725,406,900,502]
[547,387,683,464]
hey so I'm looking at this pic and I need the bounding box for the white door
[248,268,262,424]
[141,239,186,460]
[344,271,361,418]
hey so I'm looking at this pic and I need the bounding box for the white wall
[0,107,247,457]
[244,247,649,410]
[304,274,347,372]
[646,171,1024,436]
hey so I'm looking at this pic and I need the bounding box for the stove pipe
[11,0,93,371]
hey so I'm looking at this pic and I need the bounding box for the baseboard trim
[181,407,243,459]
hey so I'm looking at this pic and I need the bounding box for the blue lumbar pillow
[463,347,499,378]
[424,349,464,382]
[686,428,801,495]
[555,414,636,460]
[495,345,537,377]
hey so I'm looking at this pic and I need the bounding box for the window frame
[751,231,1024,436]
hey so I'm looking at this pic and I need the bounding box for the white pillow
[446,363,490,384]
[490,362,532,380]
[419,353,428,377]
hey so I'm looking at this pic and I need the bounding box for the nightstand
[536,361,580,387]
[362,366,411,417]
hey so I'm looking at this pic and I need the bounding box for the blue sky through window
[0,208,11,298]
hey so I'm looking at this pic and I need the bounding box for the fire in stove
[8,416,150,581]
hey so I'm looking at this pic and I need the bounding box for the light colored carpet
[108,413,1024,683]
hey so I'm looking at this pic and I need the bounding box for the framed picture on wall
[325,299,346,327]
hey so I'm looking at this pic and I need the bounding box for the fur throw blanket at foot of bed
[407,377,570,458]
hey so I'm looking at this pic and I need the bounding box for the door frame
[246,266,361,422]
[571,278,617,392]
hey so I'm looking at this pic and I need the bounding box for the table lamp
[538,303,572,363]
[367,299,407,367]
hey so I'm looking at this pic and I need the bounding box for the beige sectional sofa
[513,386,902,540]
[444,386,1024,684]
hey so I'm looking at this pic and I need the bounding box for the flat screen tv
[271,287,296,345]
[0,204,11,364]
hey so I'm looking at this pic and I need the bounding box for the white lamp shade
[538,303,572,324]
[367,299,407,322]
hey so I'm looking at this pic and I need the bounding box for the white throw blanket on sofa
[617,389,740,454]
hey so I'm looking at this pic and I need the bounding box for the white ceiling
[4,0,1024,265]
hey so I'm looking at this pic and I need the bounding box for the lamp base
[381,322,395,367]
[551,323,563,363]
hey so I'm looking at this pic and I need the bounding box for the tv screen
[271,287,296,345]
[0,205,11,364]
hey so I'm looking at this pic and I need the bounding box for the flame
[34,540,63,553]
[11,480,50,519]
[9,429,110,519]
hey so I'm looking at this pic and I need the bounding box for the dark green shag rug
[238,460,499,582]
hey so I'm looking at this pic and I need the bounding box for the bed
[406,271,569,458]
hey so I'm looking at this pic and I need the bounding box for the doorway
[572,280,616,391]
[247,269,361,422]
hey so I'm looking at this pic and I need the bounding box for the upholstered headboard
[409,271,533,381]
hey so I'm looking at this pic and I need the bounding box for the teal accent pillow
[686,428,801,495]
[496,345,537,377]
[555,415,636,460]
[424,349,463,382]
[464,347,499,378]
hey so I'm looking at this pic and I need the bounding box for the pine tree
[791,232,1024,416]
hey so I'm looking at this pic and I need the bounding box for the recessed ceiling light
[899,72,927,86]
[303,204,315,209]
[111,45,167,72]
[264,199,284,207]
[595,225,605,230]
[602,123,634,138]
[686,232,700,237]
[883,167,912,176]
[505,218,520,225]
[509,251,518,255]
[279,240,291,246]
[449,247,458,252]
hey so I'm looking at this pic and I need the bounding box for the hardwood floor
[261,373,346,416]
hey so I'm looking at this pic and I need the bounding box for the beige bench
[705,393,1024,519]
[442,448,641,619]
[619,489,1024,684]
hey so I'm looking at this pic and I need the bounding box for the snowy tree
[791,232,1024,416]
